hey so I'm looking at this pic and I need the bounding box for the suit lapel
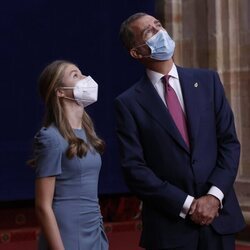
[135,75,190,153]
[177,66,201,149]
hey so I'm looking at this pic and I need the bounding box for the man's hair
[119,12,148,50]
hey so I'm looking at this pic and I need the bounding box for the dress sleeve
[34,127,62,178]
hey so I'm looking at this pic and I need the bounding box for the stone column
[156,0,250,234]
[206,0,250,225]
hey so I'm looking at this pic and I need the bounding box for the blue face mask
[145,29,175,61]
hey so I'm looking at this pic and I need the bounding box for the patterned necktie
[162,75,190,148]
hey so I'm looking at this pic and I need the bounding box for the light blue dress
[34,125,108,250]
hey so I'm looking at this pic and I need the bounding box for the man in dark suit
[115,13,245,250]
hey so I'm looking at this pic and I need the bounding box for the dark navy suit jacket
[115,66,245,249]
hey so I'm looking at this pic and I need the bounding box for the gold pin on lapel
[194,82,199,88]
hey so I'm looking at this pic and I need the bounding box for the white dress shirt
[146,64,224,218]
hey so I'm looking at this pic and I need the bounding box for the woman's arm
[35,177,64,250]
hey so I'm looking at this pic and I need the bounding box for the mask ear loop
[133,43,147,49]
[130,45,151,59]
[55,86,69,98]
[55,86,78,103]
[56,86,87,107]
[58,86,74,90]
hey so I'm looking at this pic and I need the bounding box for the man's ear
[56,88,65,97]
[130,48,143,59]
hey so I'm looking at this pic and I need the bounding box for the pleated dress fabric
[34,125,108,250]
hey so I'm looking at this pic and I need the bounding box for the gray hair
[119,12,148,50]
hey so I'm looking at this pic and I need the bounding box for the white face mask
[60,76,98,107]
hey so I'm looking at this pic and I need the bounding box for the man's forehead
[131,15,157,28]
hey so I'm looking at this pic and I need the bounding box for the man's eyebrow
[154,19,161,25]
[140,20,162,36]
[141,25,152,36]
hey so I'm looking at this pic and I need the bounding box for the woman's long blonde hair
[39,60,105,158]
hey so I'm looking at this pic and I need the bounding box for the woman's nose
[80,74,87,80]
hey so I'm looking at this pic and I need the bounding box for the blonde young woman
[33,60,109,250]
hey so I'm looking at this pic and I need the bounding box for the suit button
[192,160,196,164]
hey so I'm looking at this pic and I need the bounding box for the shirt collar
[146,64,179,86]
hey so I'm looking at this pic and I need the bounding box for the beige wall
[155,0,250,223]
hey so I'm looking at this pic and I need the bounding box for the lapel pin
[194,82,199,88]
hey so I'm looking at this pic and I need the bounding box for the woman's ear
[130,48,143,59]
[56,88,65,97]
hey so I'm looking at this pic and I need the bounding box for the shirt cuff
[179,195,194,219]
[207,186,224,208]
